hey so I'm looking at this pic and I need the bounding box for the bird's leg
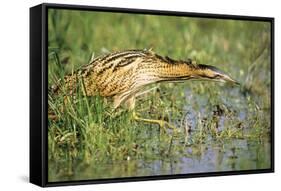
[135,87,158,97]
[124,96,136,110]
[113,95,122,109]
[124,92,179,134]
[132,111,180,134]
[106,95,124,118]
[114,93,180,134]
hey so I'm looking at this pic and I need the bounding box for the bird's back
[51,49,161,98]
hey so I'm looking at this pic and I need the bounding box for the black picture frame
[30,3,274,187]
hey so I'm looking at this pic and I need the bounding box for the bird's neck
[153,61,198,81]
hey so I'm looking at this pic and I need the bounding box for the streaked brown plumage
[51,49,238,111]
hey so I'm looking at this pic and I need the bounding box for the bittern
[51,49,238,131]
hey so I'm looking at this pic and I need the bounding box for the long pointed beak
[222,74,240,85]
[197,64,240,85]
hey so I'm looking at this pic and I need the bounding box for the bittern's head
[194,64,239,85]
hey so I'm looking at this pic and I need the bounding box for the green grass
[48,9,272,181]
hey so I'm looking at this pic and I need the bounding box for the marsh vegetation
[48,9,272,181]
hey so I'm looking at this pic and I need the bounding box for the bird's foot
[132,112,180,135]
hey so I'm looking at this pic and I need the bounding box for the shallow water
[49,138,271,181]
[49,83,272,182]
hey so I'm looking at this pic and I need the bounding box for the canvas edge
[29,2,275,187]
[41,2,274,21]
[30,4,43,187]
[270,18,275,172]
